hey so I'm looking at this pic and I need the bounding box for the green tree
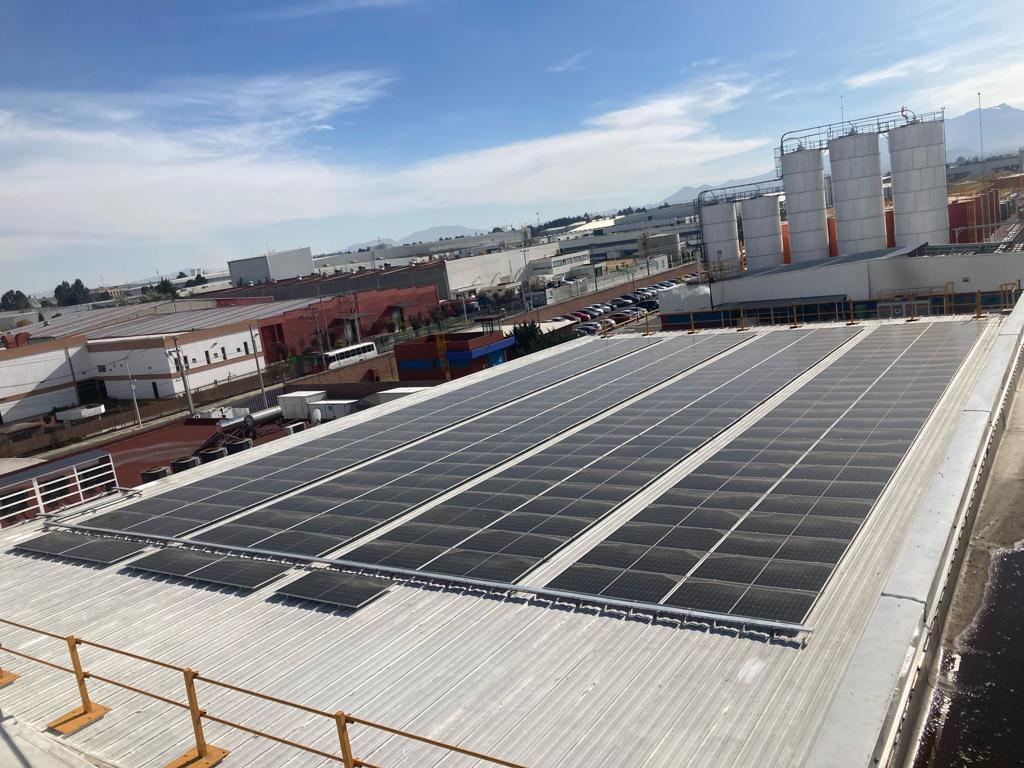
[53,279,92,306]
[0,289,31,311]
[154,278,178,299]
[176,271,188,279]
[507,321,574,356]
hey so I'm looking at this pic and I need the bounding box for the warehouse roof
[0,314,1015,767]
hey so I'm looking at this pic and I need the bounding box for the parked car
[574,323,600,336]
[608,298,632,308]
[568,311,592,321]
[610,312,634,323]
[548,315,574,322]
[576,309,599,319]
[638,299,660,311]
[583,305,606,315]
[597,318,616,330]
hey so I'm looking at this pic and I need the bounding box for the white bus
[320,342,378,370]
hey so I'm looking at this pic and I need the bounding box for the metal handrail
[774,108,945,173]
[0,457,119,525]
[0,617,525,768]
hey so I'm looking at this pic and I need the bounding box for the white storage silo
[740,194,783,270]
[828,132,887,254]
[781,149,829,263]
[699,201,740,269]
[889,120,950,247]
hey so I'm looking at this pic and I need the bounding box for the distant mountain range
[944,103,1024,162]
[344,225,486,251]
[661,170,779,205]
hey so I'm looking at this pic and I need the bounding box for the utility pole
[172,338,195,415]
[124,358,142,426]
[249,324,270,410]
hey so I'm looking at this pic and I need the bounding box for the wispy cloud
[0,70,391,155]
[843,27,1024,117]
[0,74,767,262]
[548,50,589,73]
[240,0,414,22]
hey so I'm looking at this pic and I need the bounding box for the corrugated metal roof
[87,300,320,339]
[0,319,1003,767]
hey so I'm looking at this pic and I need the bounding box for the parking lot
[545,274,695,337]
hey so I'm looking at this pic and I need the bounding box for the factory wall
[0,341,86,423]
[444,243,560,295]
[662,250,1024,313]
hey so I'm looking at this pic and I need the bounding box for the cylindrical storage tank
[171,456,201,473]
[140,467,171,483]
[889,120,949,247]
[739,195,783,270]
[828,132,887,254]
[699,201,740,269]
[781,149,829,263]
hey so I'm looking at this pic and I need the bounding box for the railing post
[976,289,983,319]
[846,299,857,326]
[737,305,747,331]
[335,711,356,768]
[165,668,228,768]
[0,644,18,689]
[789,304,801,329]
[688,311,697,334]
[47,636,111,735]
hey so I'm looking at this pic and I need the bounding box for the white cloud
[548,50,589,73]
[240,0,414,22]
[0,75,768,266]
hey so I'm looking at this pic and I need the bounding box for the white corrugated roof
[0,318,1004,767]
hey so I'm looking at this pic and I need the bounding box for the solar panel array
[342,327,858,582]
[73,338,655,541]
[546,322,981,624]
[188,333,747,558]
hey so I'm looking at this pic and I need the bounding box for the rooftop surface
[0,315,1012,767]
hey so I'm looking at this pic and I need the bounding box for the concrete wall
[0,343,92,423]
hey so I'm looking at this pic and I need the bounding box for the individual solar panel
[126,548,289,590]
[276,570,392,609]
[57,538,147,565]
[13,532,146,564]
[13,531,92,556]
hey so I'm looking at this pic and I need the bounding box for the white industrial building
[443,242,561,296]
[0,300,324,424]
[228,248,315,286]
[660,241,1024,319]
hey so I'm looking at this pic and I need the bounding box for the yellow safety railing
[0,617,526,768]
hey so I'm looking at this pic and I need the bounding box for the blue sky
[0,0,1019,293]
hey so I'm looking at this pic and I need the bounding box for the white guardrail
[0,453,120,527]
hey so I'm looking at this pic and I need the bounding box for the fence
[0,617,525,768]
[0,452,118,528]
